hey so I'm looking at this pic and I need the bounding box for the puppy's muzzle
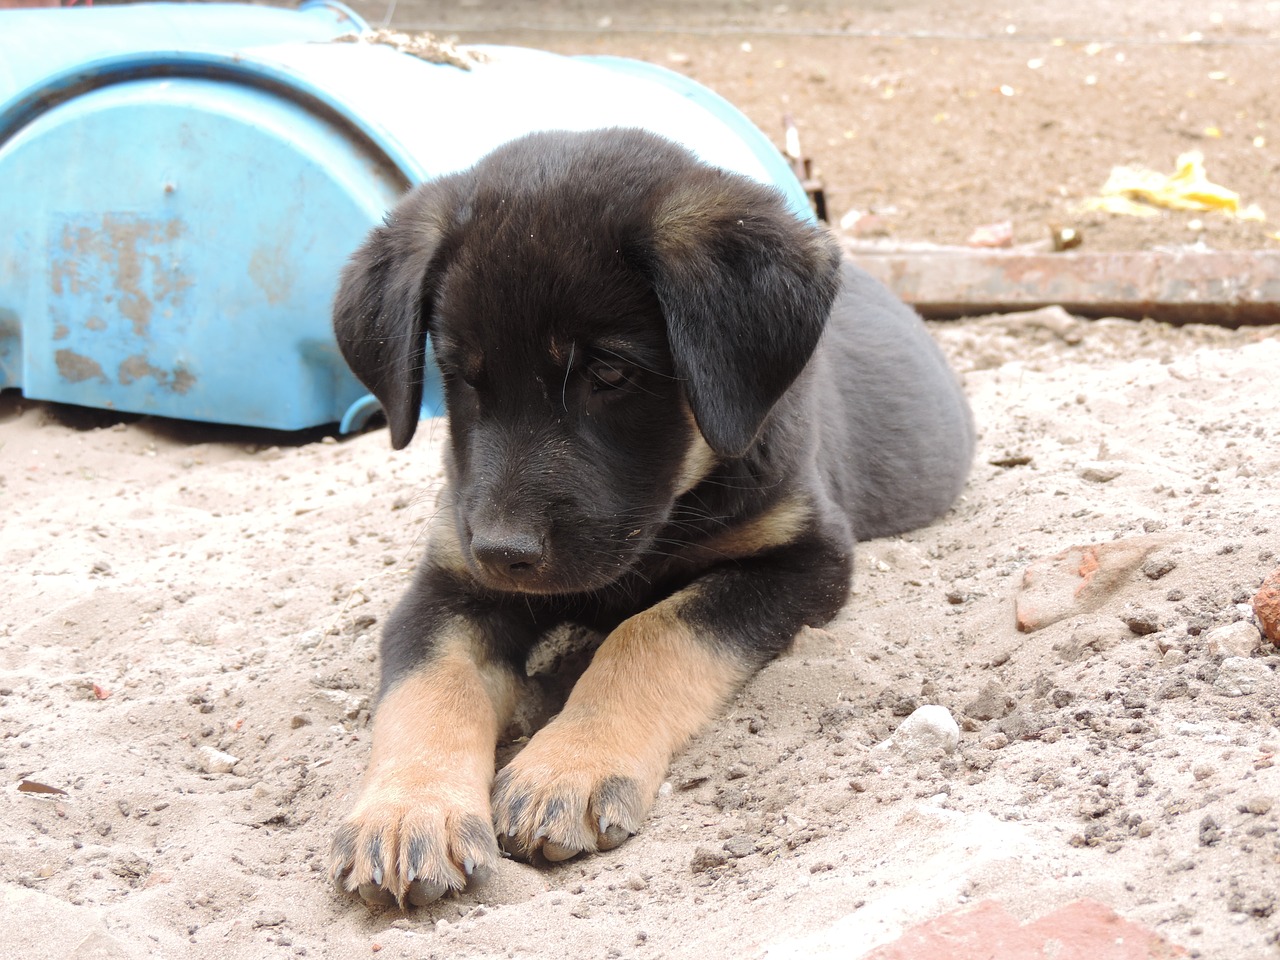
[468,526,547,584]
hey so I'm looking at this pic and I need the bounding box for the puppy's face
[430,225,700,594]
[333,129,842,597]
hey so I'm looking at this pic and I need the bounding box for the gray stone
[963,682,1016,721]
[1213,657,1273,697]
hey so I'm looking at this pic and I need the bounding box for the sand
[4,309,1278,959]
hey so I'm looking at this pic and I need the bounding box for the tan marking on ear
[701,495,813,560]
[651,182,743,258]
[493,590,752,855]
[674,427,718,495]
[331,625,517,903]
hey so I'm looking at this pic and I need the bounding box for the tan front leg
[329,627,517,906]
[492,596,751,862]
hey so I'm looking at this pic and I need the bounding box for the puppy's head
[334,128,840,594]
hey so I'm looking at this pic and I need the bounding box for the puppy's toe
[493,761,649,864]
[356,881,398,907]
[328,796,498,908]
[597,822,633,851]
[406,878,448,907]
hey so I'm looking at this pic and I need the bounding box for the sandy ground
[4,1,1280,958]
[4,311,1279,959]
[372,0,1280,253]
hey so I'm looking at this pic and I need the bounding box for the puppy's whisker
[560,341,576,413]
[593,345,676,382]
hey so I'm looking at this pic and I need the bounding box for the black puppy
[329,128,973,907]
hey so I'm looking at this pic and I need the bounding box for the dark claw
[497,829,528,860]
[329,824,361,897]
[492,769,647,863]
[592,776,644,836]
[366,835,385,887]
[404,831,443,887]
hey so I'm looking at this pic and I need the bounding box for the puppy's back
[812,260,974,541]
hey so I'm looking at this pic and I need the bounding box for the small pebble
[1198,815,1222,846]
[1121,607,1161,636]
[690,846,729,873]
[1078,462,1124,483]
[1143,556,1178,580]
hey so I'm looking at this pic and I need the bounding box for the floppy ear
[332,177,467,449]
[641,171,842,458]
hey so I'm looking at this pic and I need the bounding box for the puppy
[328,128,973,907]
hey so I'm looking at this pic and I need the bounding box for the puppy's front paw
[491,718,657,863]
[329,774,498,907]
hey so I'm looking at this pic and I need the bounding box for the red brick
[1254,566,1280,645]
[864,898,1187,960]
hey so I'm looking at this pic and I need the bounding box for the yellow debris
[1084,151,1265,221]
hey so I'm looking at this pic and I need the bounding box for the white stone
[197,745,240,774]
[879,704,960,758]
[1203,621,1262,659]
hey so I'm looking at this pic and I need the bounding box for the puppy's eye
[586,362,632,393]
[444,362,483,390]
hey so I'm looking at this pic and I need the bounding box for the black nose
[470,529,546,579]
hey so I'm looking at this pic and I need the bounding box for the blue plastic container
[0,2,811,434]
